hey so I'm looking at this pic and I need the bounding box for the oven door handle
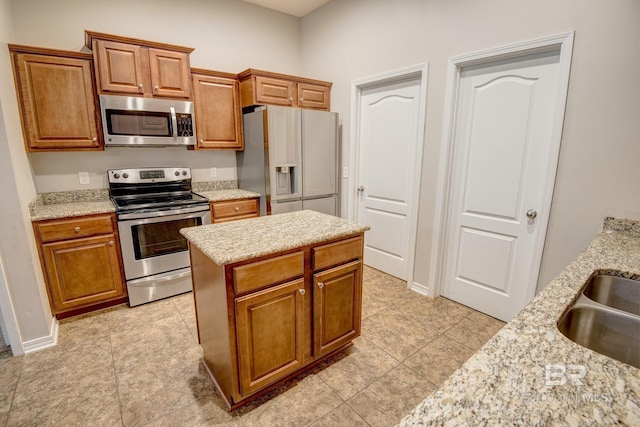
[170,106,178,141]
[127,268,192,286]
[117,205,211,221]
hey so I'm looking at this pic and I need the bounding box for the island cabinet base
[189,233,364,410]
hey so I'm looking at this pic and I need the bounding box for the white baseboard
[410,281,430,297]
[22,317,58,354]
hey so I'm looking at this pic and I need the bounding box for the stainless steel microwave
[100,95,196,147]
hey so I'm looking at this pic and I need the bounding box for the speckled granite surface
[29,186,259,221]
[399,218,640,426]
[196,189,260,202]
[181,210,370,265]
[29,190,115,221]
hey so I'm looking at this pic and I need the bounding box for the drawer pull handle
[235,206,240,211]
[74,227,81,233]
[299,289,305,296]
[317,282,324,289]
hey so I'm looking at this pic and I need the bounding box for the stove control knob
[113,173,120,179]
[175,171,180,176]
[123,173,129,179]
[182,171,187,176]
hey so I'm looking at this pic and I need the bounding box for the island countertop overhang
[180,210,371,265]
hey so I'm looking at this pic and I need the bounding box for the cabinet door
[313,260,362,357]
[148,49,192,99]
[192,74,242,149]
[42,234,125,313]
[235,279,305,396]
[297,82,331,110]
[254,76,295,107]
[94,40,145,95]
[14,53,101,151]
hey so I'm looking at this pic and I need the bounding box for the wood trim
[190,67,238,80]
[237,68,332,87]
[85,30,194,53]
[8,44,93,59]
[55,297,127,320]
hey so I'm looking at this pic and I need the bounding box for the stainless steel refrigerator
[237,105,339,216]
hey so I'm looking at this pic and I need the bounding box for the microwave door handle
[170,107,178,141]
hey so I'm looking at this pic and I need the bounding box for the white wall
[300,0,640,292]
[9,0,302,193]
[0,0,55,353]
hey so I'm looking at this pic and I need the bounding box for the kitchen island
[181,210,370,410]
[400,217,640,426]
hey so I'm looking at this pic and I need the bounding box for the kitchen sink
[558,273,640,368]
[583,274,640,316]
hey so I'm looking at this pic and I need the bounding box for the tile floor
[0,267,505,426]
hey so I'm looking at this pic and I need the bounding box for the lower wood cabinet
[190,233,363,410]
[33,214,126,317]
[210,198,259,223]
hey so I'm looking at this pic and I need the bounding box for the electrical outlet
[210,167,217,177]
[78,171,90,185]
[342,167,349,179]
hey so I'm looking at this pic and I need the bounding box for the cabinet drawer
[312,236,363,271]
[233,251,304,295]
[36,215,115,243]
[212,198,259,222]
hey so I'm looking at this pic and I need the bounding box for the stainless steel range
[108,167,211,306]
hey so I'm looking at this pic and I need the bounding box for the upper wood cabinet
[191,69,243,150]
[9,45,102,152]
[86,31,193,99]
[238,69,332,111]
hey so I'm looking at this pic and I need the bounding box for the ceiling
[241,0,331,17]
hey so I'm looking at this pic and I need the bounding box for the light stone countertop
[195,188,260,202]
[181,210,370,265]
[399,217,640,426]
[28,186,259,221]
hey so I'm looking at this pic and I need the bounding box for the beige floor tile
[310,403,369,426]
[347,364,437,427]
[403,335,478,386]
[0,355,23,414]
[361,307,440,361]
[361,291,390,319]
[444,310,506,351]
[171,292,199,344]
[143,392,236,427]
[234,374,342,426]
[117,345,214,426]
[316,336,399,400]
[363,267,414,305]
[110,312,198,374]
[8,361,121,427]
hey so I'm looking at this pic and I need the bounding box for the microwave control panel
[176,113,194,137]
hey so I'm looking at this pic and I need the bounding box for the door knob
[526,209,538,219]
[357,186,365,192]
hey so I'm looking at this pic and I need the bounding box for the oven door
[117,205,211,281]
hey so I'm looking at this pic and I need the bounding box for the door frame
[349,63,428,289]
[429,32,574,299]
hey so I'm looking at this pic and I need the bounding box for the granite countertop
[399,217,640,426]
[29,185,259,221]
[195,188,260,202]
[181,210,370,265]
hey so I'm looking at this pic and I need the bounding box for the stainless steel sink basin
[558,306,639,368]
[557,273,640,368]
[583,275,640,315]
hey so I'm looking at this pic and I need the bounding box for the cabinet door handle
[299,98,303,102]
[317,282,324,289]
[109,241,114,246]
[138,83,143,90]
[92,137,97,142]
[154,85,159,90]
[74,227,81,233]
[299,289,305,296]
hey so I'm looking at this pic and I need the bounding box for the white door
[356,76,421,280]
[442,50,563,321]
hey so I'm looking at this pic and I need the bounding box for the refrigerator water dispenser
[275,165,297,196]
